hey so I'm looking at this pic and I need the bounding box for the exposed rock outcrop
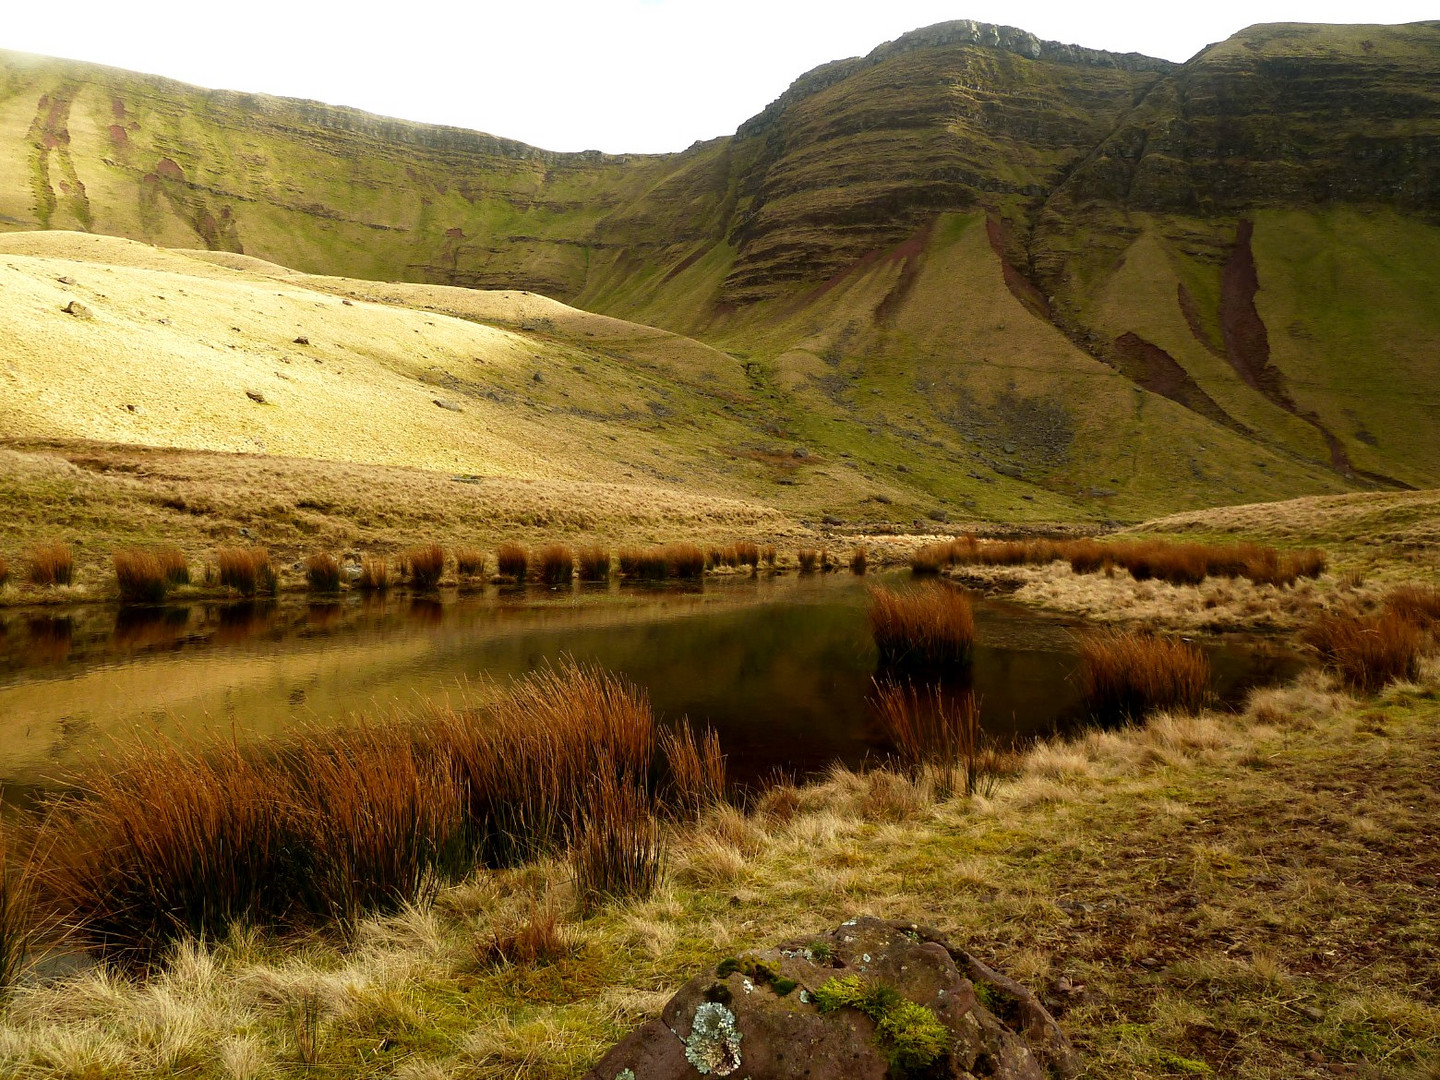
[584,917,1077,1080]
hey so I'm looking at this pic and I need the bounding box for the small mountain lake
[0,573,1302,801]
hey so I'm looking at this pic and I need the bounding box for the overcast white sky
[6,2,1434,153]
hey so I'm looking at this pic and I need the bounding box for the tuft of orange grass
[576,546,611,582]
[28,542,74,587]
[496,542,528,581]
[797,548,821,573]
[0,553,9,588]
[156,547,190,586]
[665,543,705,580]
[473,898,569,968]
[733,541,760,569]
[0,818,36,996]
[872,681,999,797]
[850,548,868,575]
[570,769,664,908]
[216,547,277,597]
[536,543,574,585]
[455,547,486,579]
[659,722,726,820]
[1385,585,1440,630]
[113,549,170,604]
[404,544,445,589]
[357,557,390,592]
[1077,630,1211,722]
[617,547,666,580]
[1303,610,1421,694]
[910,543,948,575]
[760,545,777,568]
[304,553,342,593]
[868,584,975,668]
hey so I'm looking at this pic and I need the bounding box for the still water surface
[0,573,1300,795]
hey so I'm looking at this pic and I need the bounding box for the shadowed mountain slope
[1,19,1436,519]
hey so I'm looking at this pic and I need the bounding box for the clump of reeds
[113,549,171,604]
[660,722,726,820]
[1285,548,1327,581]
[850,548,868,575]
[1385,585,1440,630]
[797,548,821,573]
[617,547,667,580]
[357,557,391,592]
[576,546,611,581]
[536,544,574,585]
[733,541,760,569]
[473,899,569,968]
[1077,630,1211,722]
[0,820,34,998]
[28,542,74,587]
[455,547,486,580]
[665,543,705,580]
[910,544,948,575]
[868,584,975,668]
[570,770,664,908]
[404,544,445,589]
[496,543,528,581]
[304,553,342,593]
[0,553,9,588]
[705,546,728,571]
[157,547,190,586]
[872,681,996,797]
[216,547,277,596]
[760,545,777,569]
[1303,610,1421,694]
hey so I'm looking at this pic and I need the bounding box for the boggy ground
[0,664,1435,1079]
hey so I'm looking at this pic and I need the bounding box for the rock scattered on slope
[584,916,1076,1079]
[62,300,92,319]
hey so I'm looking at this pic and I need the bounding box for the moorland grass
[1076,630,1211,722]
[850,548,868,575]
[156,546,190,586]
[1303,609,1421,693]
[1385,584,1440,630]
[215,546,277,597]
[0,554,8,588]
[404,544,445,589]
[304,553,342,593]
[536,543,574,585]
[617,546,667,580]
[659,723,726,820]
[27,542,73,587]
[0,822,33,998]
[868,584,975,668]
[576,546,611,581]
[797,548,821,573]
[357,556,390,592]
[496,543,528,581]
[112,549,171,603]
[871,681,1000,797]
[665,543,705,580]
[570,771,664,909]
[455,547,486,580]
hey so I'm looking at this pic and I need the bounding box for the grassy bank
[0,659,1435,1077]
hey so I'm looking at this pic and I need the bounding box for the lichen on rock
[683,1001,742,1076]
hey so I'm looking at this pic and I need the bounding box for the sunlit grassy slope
[1,19,1437,520]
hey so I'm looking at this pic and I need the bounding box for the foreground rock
[584,916,1076,1079]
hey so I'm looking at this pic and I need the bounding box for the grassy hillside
[1,20,1437,520]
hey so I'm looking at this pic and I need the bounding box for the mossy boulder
[583,916,1077,1079]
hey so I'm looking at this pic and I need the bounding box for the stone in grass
[62,300,93,319]
[583,916,1076,1080]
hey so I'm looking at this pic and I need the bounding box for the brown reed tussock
[216,546,277,596]
[0,821,35,997]
[455,547,486,579]
[871,681,998,798]
[797,548,821,573]
[705,546,729,570]
[570,769,664,907]
[733,541,761,569]
[1385,585,1440,630]
[910,544,948,575]
[850,548,868,575]
[1286,548,1328,581]
[357,556,391,592]
[617,546,667,580]
[113,549,171,603]
[40,739,294,958]
[665,543,705,580]
[283,724,463,929]
[304,553,343,593]
[660,722,726,820]
[1303,610,1422,694]
[576,546,611,581]
[760,545,777,568]
[1077,630,1211,722]
[0,553,8,588]
[868,584,975,668]
[28,542,74,587]
[404,544,445,589]
[496,542,528,581]
[473,899,570,968]
[156,546,190,586]
[536,543,574,585]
